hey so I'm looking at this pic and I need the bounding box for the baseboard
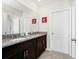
[46,48,53,51]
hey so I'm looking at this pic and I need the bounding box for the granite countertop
[2,33,47,48]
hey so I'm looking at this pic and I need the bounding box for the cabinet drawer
[2,44,18,59]
[17,39,36,51]
[36,35,47,57]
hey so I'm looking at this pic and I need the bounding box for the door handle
[72,39,76,42]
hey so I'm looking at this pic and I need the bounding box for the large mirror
[2,7,32,35]
[2,7,20,35]
[2,0,39,35]
[2,13,11,35]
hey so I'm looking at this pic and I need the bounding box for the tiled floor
[38,50,73,59]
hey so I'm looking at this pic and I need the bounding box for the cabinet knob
[24,50,29,58]
[24,51,26,58]
[26,50,29,56]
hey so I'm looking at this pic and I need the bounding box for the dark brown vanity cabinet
[2,35,47,59]
[22,39,36,59]
[36,35,47,57]
[3,39,36,59]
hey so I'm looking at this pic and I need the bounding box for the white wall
[39,0,76,58]
[39,0,71,31]
[39,0,72,52]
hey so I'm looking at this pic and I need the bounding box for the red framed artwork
[32,18,36,24]
[42,17,47,23]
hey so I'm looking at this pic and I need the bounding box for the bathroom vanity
[2,33,47,59]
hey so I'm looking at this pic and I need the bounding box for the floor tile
[38,50,73,59]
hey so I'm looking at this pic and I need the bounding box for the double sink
[2,32,42,43]
[2,32,47,48]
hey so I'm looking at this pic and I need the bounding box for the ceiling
[2,0,32,11]
[27,0,55,6]
[2,0,72,11]
[27,0,70,7]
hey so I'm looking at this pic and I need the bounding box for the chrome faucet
[11,35,14,39]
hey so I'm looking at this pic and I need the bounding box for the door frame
[48,8,72,56]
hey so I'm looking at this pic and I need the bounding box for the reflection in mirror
[2,13,12,35]
[12,16,20,34]
[2,13,20,35]
[2,3,23,35]
[2,3,39,39]
[7,14,13,34]
[19,16,31,36]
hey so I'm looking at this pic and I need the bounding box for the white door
[49,9,71,55]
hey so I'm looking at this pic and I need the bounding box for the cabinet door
[22,39,36,59]
[23,49,30,59]
[42,35,47,50]
[36,35,47,57]
[29,39,36,59]
[23,46,36,59]
[36,37,43,57]
[2,44,18,59]
[3,52,23,59]
[38,36,46,52]
[29,47,36,59]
